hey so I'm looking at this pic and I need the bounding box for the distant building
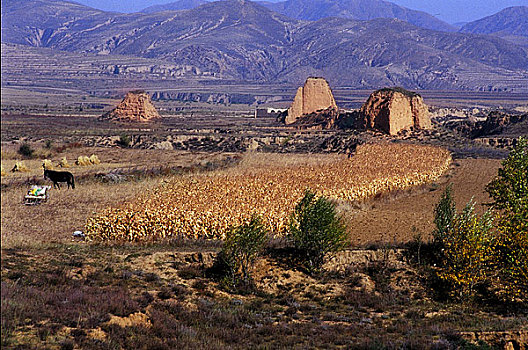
[254,107,287,118]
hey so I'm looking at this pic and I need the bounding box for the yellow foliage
[493,212,528,302]
[1,165,6,177]
[86,144,452,242]
[437,201,494,299]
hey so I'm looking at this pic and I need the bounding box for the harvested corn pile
[11,161,29,172]
[58,157,71,168]
[89,154,100,165]
[42,159,53,170]
[86,144,451,241]
[76,156,91,166]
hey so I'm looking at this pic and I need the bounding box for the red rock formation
[101,90,161,122]
[286,77,337,125]
[359,87,431,135]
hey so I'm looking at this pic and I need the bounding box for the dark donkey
[44,168,75,189]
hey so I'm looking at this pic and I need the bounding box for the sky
[75,0,528,24]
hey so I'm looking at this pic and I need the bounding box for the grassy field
[1,148,234,248]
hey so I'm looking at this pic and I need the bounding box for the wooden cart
[24,185,51,205]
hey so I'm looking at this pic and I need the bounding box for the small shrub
[117,134,131,148]
[288,190,349,273]
[17,143,34,158]
[437,200,494,299]
[433,184,456,246]
[215,215,268,290]
[44,140,53,149]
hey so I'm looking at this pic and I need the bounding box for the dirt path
[345,158,502,246]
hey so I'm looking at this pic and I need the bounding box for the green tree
[437,200,494,299]
[486,137,528,301]
[433,137,528,302]
[486,137,527,213]
[217,215,268,289]
[433,184,456,246]
[288,190,349,273]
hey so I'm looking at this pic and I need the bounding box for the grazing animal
[44,168,75,189]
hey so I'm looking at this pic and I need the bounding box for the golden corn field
[85,144,452,241]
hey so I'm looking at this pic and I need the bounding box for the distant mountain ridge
[1,0,527,91]
[141,0,207,13]
[258,0,455,32]
[460,6,528,37]
[459,6,528,47]
[138,0,455,31]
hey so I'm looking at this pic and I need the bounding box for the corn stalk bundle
[86,144,451,241]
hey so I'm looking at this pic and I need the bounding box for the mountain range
[1,0,527,91]
[460,6,528,47]
[258,0,455,32]
[141,0,208,13]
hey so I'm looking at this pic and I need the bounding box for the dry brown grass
[0,178,164,248]
[0,150,232,248]
[1,147,229,186]
[1,146,500,248]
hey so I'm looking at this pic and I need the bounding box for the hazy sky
[75,0,528,24]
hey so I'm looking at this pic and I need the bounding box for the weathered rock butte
[359,87,431,135]
[286,77,337,125]
[101,90,161,122]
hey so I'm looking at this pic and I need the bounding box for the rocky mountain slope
[2,0,528,91]
[460,6,528,47]
[460,6,528,37]
[259,0,455,32]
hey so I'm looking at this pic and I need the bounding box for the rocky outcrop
[290,108,339,130]
[359,87,431,135]
[478,111,527,137]
[286,77,337,125]
[444,112,527,139]
[101,90,161,122]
